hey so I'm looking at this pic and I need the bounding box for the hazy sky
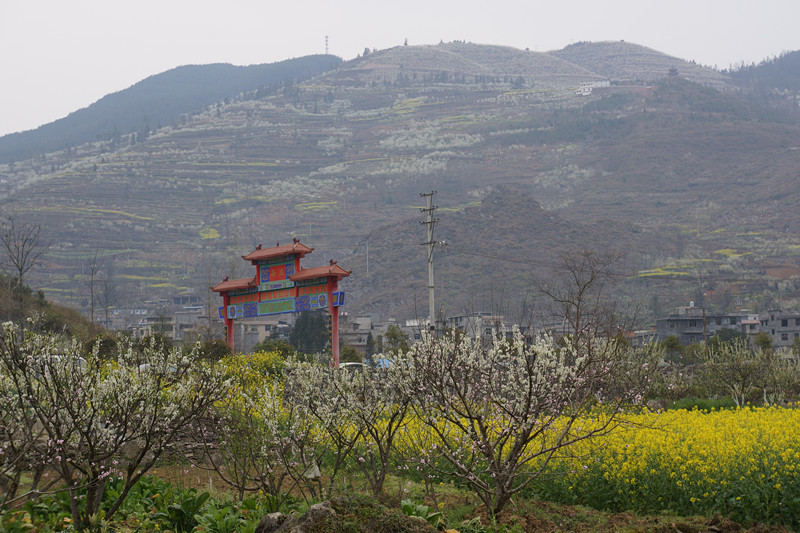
[2,0,799,137]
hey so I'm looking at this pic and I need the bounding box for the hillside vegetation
[0,274,99,339]
[1,41,799,323]
[0,55,342,163]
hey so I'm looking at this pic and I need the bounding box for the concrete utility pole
[420,191,438,334]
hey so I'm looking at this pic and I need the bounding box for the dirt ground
[149,465,795,533]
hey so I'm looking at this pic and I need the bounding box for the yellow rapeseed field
[532,406,800,526]
[217,358,799,527]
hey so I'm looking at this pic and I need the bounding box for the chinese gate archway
[211,239,351,366]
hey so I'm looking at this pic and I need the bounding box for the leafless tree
[700,339,760,407]
[99,267,118,330]
[84,249,100,324]
[533,249,626,341]
[0,216,46,320]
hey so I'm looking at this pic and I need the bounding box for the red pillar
[328,279,339,368]
[222,292,235,352]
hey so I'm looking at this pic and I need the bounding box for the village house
[656,302,760,345]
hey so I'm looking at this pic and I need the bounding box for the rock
[255,497,437,533]
[255,512,288,533]
[289,501,336,530]
[261,501,335,533]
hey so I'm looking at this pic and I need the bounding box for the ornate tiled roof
[242,239,313,262]
[290,262,351,281]
[210,275,257,293]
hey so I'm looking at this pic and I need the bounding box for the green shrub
[401,498,444,529]
[153,489,210,532]
[665,396,737,411]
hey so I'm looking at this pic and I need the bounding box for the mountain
[550,41,729,88]
[0,55,342,164]
[2,41,800,324]
[334,42,602,86]
[347,187,652,320]
[729,49,800,91]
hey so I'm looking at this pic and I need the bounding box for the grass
[714,248,752,259]
[637,266,692,278]
[4,446,797,532]
[296,201,338,212]
[142,448,797,533]
[664,396,738,411]
[199,227,220,239]
[41,205,155,221]
[117,274,169,281]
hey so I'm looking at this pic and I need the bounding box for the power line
[442,245,636,279]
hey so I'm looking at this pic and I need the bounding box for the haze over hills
[2,41,799,326]
[551,41,729,88]
[0,55,342,164]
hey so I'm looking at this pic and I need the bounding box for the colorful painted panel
[296,282,329,297]
[230,292,260,305]
[295,295,311,312]
[294,292,345,312]
[259,259,293,284]
[294,295,329,312]
[226,293,344,318]
[259,279,295,292]
[258,298,295,315]
[269,264,286,281]
[261,288,294,301]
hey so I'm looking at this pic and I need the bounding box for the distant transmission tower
[420,191,439,334]
[325,35,329,55]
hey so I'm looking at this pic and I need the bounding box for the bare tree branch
[0,216,47,320]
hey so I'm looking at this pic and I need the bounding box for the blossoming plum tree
[394,328,657,517]
[329,365,412,496]
[0,345,51,505]
[0,322,228,531]
[285,359,366,500]
[388,250,658,517]
[198,375,327,509]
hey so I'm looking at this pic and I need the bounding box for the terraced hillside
[1,41,799,323]
[551,40,729,87]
